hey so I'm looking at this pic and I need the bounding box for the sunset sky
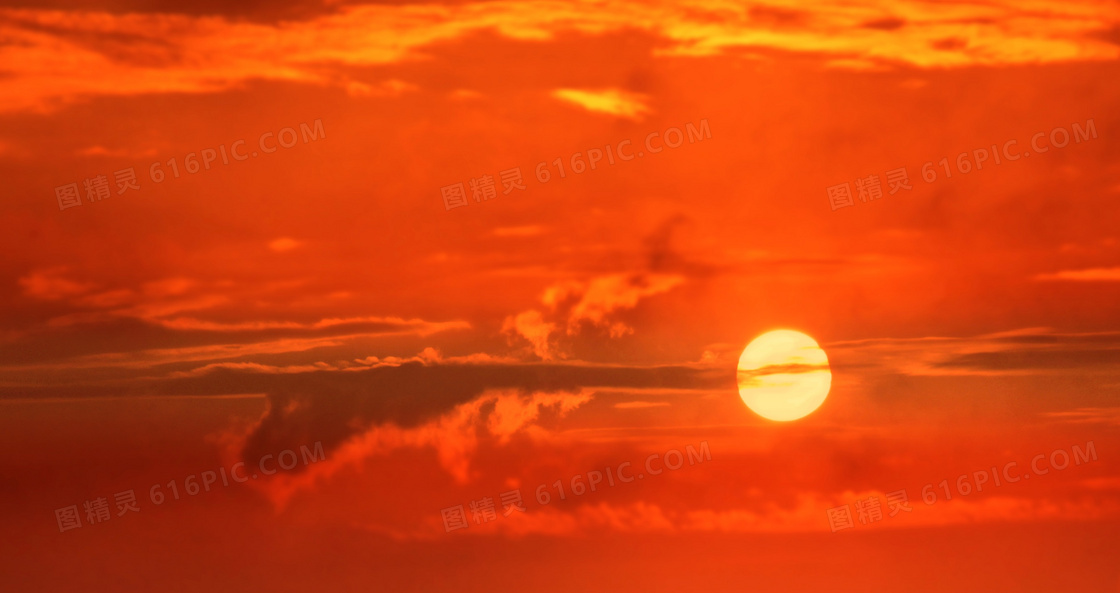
[2,0,1119,590]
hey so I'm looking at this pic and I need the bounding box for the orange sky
[1,0,1119,591]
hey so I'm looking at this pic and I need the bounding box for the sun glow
[737,330,832,422]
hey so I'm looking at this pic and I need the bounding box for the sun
[737,329,832,421]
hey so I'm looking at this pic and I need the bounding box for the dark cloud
[0,359,727,464]
[0,0,414,24]
[861,17,906,31]
[644,214,688,271]
[1090,25,1120,47]
[931,37,969,51]
[928,332,1120,371]
[934,349,1120,371]
[737,362,830,380]
[747,5,808,28]
[0,316,463,365]
[236,362,726,464]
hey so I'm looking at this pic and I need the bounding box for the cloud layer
[1,0,1118,111]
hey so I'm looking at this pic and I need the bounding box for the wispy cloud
[614,401,671,409]
[552,88,651,120]
[828,328,1120,377]
[255,388,594,507]
[1043,407,1120,425]
[1034,267,1120,282]
[268,237,303,252]
[504,272,685,359]
[407,492,1120,539]
[75,145,158,158]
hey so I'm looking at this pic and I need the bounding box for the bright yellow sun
[737,329,832,421]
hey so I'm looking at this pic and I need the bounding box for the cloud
[151,360,724,504]
[502,310,558,360]
[349,78,416,96]
[16,265,468,329]
[350,347,519,370]
[1034,267,1120,281]
[449,88,483,100]
[827,328,1120,377]
[37,335,355,370]
[1043,407,1120,426]
[255,388,594,506]
[154,315,465,335]
[504,272,684,359]
[0,325,480,373]
[75,145,158,158]
[736,362,832,388]
[19,269,227,324]
[679,494,1120,533]
[169,361,336,377]
[551,88,651,120]
[268,237,302,252]
[1,0,1117,111]
[9,268,470,370]
[166,345,512,378]
[410,491,1120,538]
[614,401,670,409]
[17,267,95,300]
[556,273,685,335]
